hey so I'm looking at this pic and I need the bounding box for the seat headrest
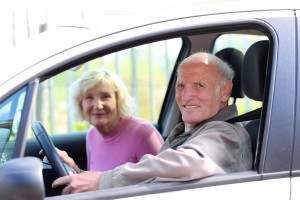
[242,40,269,101]
[215,48,244,99]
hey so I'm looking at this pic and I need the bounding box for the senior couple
[45,52,252,194]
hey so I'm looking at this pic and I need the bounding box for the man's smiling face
[175,53,231,128]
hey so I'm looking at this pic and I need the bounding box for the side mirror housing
[0,157,44,200]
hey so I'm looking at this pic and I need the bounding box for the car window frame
[33,20,276,166]
[257,14,296,175]
[12,79,39,158]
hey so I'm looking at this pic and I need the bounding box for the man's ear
[221,81,233,102]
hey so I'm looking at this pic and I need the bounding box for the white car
[0,1,300,199]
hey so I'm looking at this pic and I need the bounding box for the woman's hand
[39,148,82,174]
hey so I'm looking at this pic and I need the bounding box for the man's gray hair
[209,53,235,81]
[177,52,235,81]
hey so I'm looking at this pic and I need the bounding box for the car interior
[18,25,272,197]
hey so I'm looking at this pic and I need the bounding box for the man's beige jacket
[100,104,253,189]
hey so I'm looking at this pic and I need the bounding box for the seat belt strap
[226,107,262,123]
[170,107,262,150]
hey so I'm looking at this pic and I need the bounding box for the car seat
[215,48,245,103]
[242,40,269,169]
[224,40,269,170]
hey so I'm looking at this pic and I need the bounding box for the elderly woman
[55,69,163,173]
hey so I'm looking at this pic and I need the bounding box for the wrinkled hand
[39,148,81,173]
[52,171,101,194]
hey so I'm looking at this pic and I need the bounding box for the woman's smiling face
[81,84,120,133]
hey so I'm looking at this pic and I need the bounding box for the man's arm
[100,147,224,189]
[100,122,250,189]
[52,147,223,194]
[52,122,247,193]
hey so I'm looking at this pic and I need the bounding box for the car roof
[0,0,298,87]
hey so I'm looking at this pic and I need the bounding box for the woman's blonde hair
[69,69,134,121]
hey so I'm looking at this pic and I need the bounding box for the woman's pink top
[86,116,163,171]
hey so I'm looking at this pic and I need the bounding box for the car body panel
[291,9,300,200]
[291,177,300,200]
[257,13,296,173]
[44,173,290,200]
[121,178,290,200]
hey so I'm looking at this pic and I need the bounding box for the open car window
[30,31,269,137]
[31,38,182,135]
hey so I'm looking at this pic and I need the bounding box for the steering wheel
[31,121,69,177]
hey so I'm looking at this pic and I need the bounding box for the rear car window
[212,33,268,115]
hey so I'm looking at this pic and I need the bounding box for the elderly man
[52,52,252,194]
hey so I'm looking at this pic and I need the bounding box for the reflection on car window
[0,87,26,163]
[212,33,268,54]
[212,33,268,115]
[33,38,182,135]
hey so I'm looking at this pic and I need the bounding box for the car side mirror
[0,157,45,199]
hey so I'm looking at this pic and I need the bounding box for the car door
[36,10,294,199]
